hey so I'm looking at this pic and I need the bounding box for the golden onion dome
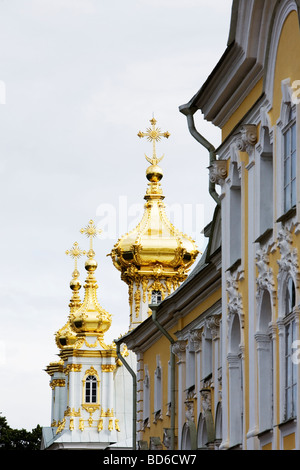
[69,221,112,337]
[110,118,198,283]
[69,256,112,336]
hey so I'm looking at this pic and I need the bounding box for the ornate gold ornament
[101,364,116,372]
[50,379,65,389]
[108,419,114,432]
[64,364,82,375]
[79,418,84,431]
[56,418,66,434]
[66,241,86,312]
[80,219,102,259]
[97,419,103,432]
[137,117,170,167]
[134,289,141,317]
[64,407,81,417]
[101,408,114,417]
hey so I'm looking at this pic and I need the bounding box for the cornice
[122,259,221,353]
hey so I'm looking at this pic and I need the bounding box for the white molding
[264,0,298,105]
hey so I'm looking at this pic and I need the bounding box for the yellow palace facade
[120,0,300,451]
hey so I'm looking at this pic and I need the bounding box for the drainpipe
[149,304,175,451]
[179,105,221,207]
[114,339,137,450]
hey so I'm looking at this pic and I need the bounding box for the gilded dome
[110,118,198,284]
[69,246,112,337]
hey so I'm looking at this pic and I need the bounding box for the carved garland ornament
[255,247,276,305]
[277,227,300,288]
[226,272,244,327]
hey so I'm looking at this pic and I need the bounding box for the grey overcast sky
[0,0,232,431]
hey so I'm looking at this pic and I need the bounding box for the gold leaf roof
[110,118,198,283]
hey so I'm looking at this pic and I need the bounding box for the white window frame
[276,79,297,221]
[284,277,297,420]
[154,357,162,419]
[151,290,162,305]
[278,274,298,423]
[85,375,98,404]
[283,118,296,213]
[143,366,150,425]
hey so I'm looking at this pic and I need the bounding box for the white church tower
[41,220,134,450]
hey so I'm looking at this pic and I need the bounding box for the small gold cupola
[110,117,198,329]
[69,220,112,338]
[55,241,86,349]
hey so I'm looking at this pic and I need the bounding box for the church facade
[41,222,135,450]
[42,0,300,452]
[119,0,300,451]
[41,119,198,450]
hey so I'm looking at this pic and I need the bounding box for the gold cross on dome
[137,117,170,165]
[80,220,102,256]
[66,242,86,270]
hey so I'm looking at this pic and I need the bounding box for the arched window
[285,276,296,315]
[284,277,297,420]
[154,358,162,421]
[85,375,97,403]
[151,290,162,305]
[283,115,296,213]
[256,290,273,432]
[228,313,243,447]
[143,367,150,427]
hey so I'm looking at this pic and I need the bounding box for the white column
[172,340,186,449]
[227,353,242,448]
[246,159,259,449]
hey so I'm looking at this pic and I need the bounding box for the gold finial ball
[70,278,81,291]
[146,164,163,182]
[85,258,98,272]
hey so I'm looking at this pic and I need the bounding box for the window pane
[285,129,291,157]
[284,156,290,186]
[293,383,297,416]
[286,388,292,418]
[291,123,296,152]
[291,150,296,180]
[85,375,97,403]
[286,279,296,314]
[151,290,162,305]
[284,185,290,212]
[292,179,297,207]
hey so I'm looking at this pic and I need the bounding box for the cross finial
[80,220,102,258]
[137,117,170,166]
[66,241,86,271]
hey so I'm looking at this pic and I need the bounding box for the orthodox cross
[80,219,102,257]
[66,241,86,275]
[137,117,170,166]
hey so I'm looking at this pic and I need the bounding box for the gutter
[179,105,220,207]
[114,339,137,451]
[149,304,176,451]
